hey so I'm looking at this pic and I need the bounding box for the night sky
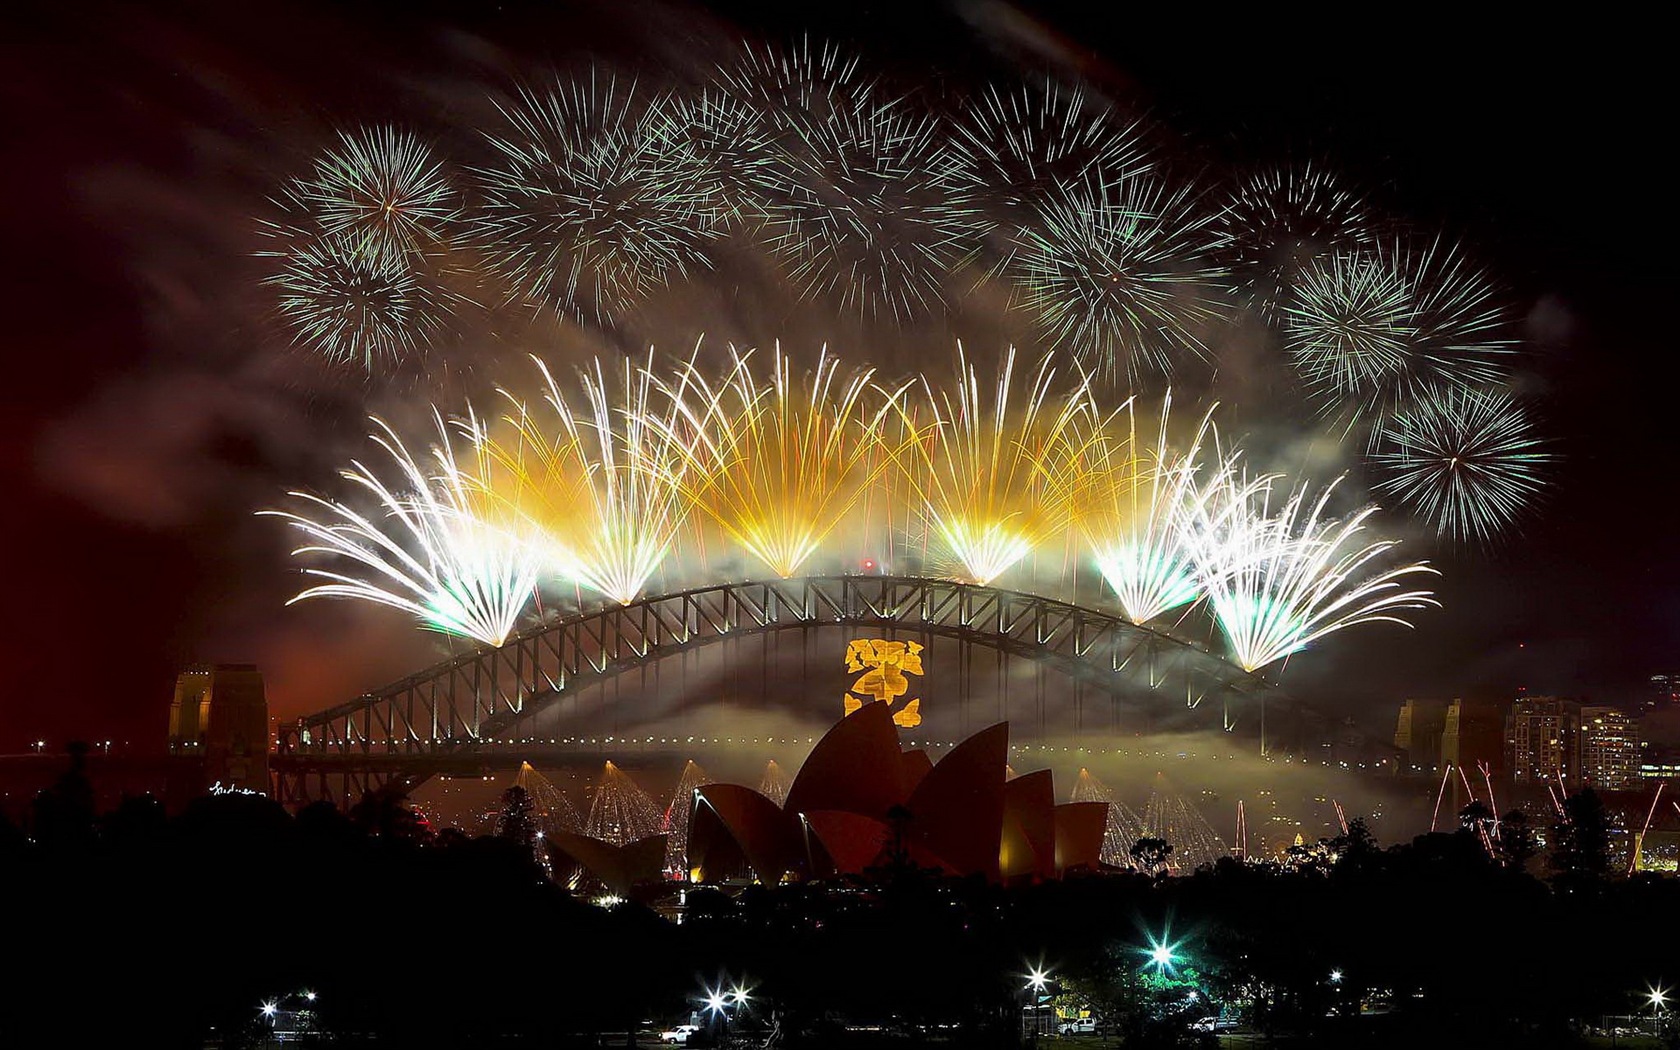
[4,2,1675,752]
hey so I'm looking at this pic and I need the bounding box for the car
[659,1023,700,1044]
[1189,1015,1239,1032]
[1059,1017,1097,1034]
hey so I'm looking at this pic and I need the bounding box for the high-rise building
[1580,706,1640,790]
[1441,699,1505,775]
[1394,699,1448,770]
[168,665,269,794]
[1649,674,1680,710]
[1507,696,1581,785]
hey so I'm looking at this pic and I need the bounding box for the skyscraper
[1507,696,1581,785]
[1580,706,1640,790]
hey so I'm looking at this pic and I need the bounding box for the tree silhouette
[1496,809,1539,871]
[1129,836,1173,875]
[497,784,538,852]
[350,784,429,842]
[31,741,96,849]
[1551,789,1612,884]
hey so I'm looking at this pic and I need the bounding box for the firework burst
[263,414,542,647]
[955,80,1152,207]
[655,345,906,578]
[475,353,695,605]
[1211,163,1371,321]
[1372,386,1549,544]
[294,126,463,258]
[1011,172,1227,382]
[264,235,454,370]
[649,85,778,232]
[894,346,1106,585]
[473,71,715,327]
[1081,393,1223,624]
[718,40,985,321]
[1286,240,1512,436]
[1182,473,1439,673]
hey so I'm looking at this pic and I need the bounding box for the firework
[473,70,715,327]
[475,353,695,605]
[1011,172,1227,381]
[1071,768,1148,868]
[264,234,454,370]
[649,85,778,231]
[664,759,713,874]
[1182,473,1439,673]
[585,761,665,846]
[955,80,1151,207]
[1142,777,1230,873]
[1211,163,1371,321]
[655,345,906,578]
[758,759,790,807]
[517,761,583,834]
[894,346,1106,585]
[718,40,985,321]
[1286,240,1512,435]
[1080,393,1223,624]
[294,126,462,258]
[717,38,867,122]
[1371,385,1549,543]
[263,414,542,647]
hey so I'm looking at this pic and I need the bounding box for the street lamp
[1144,935,1179,973]
[1649,986,1668,1034]
[1021,963,1054,1040]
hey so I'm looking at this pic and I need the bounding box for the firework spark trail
[649,85,778,232]
[720,41,986,322]
[1071,768,1148,868]
[473,69,716,327]
[517,761,583,834]
[1632,782,1665,874]
[1479,761,1501,837]
[1080,392,1225,624]
[953,79,1151,275]
[262,414,542,647]
[1142,778,1229,873]
[1182,473,1439,673]
[263,233,456,370]
[664,759,712,874]
[1457,764,1477,803]
[295,126,463,258]
[1430,763,1453,832]
[1372,385,1549,544]
[476,353,696,605]
[1211,162,1371,322]
[893,345,1107,585]
[758,760,790,807]
[586,761,665,846]
[1011,171,1227,382]
[955,80,1152,207]
[652,345,909,578]
[1286,239,1513,439]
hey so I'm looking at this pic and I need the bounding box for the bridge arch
[273,576,1277,804]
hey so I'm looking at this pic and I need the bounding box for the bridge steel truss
[271,575,1272,806]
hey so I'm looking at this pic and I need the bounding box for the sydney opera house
[547,701,1109,893]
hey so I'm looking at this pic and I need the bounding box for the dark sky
[3,1,1675,752]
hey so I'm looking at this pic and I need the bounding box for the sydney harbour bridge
[271,574,1287,806]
